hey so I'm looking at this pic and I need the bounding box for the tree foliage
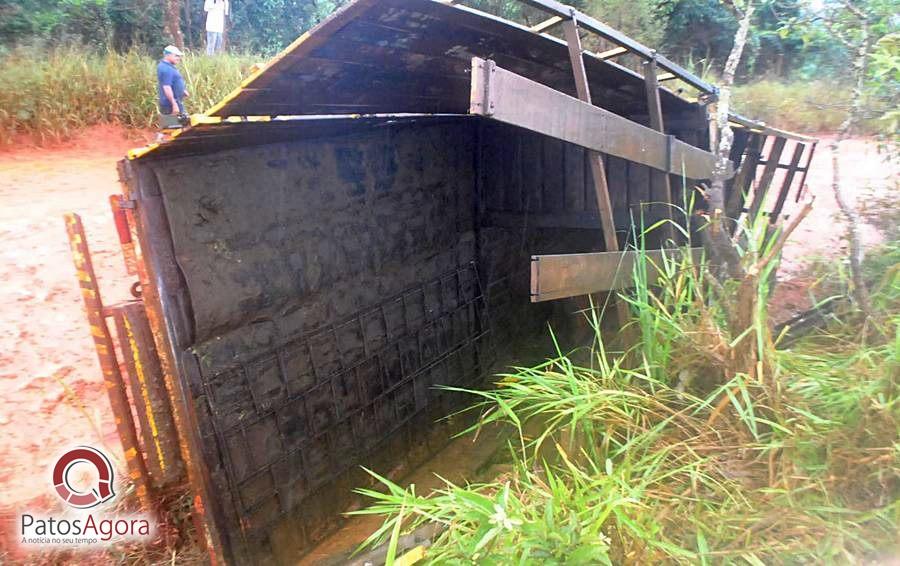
[0,0,890,89]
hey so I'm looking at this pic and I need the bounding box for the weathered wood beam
[468,57,729,180]
[597,46,628,60]
[531,15,563,33]
[747,136,786,220]
[484,210,624,230]
[531,248,703,301]
[657,72,677,82]
[562,18,631,326]
[643,56,675,242]
[561,18,619,251]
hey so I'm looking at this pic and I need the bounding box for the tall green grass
[351,227,899,563]
[732,79,891,135]
[0,47,257,145]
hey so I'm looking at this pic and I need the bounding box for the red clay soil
[771,135,897,321]
[0,125,154,555]
[0,126,894,555]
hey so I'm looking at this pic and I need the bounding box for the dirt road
[0,127,894,515]
[0,126,153,516]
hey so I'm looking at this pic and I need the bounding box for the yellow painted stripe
[124,316,167,472]
[396,545,427,566]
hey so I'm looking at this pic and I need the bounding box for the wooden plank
[531,248,703,301]
[607,157,629,227]
[769,142,805,222]
[747,136,786,221]
[597,46,627,60]
[531,15,563,33]
[643,57,675,242]
[468,57,728,180]
[561,20,618,249]
[543,137,565,211]
[725,134,764,222]
[563,142,586,211]
[484,210,604,229]
[522,131,544,211]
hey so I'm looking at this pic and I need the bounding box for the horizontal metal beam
[469,58,730,179]
[531,247,703,302]
[516,0,717,94]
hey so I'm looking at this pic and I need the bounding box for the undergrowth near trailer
[0,47,256,146]
[353,227,899,564]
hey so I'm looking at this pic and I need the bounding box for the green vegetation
[0,45,887,148]
[0,47,255,145]
[351,226,900,563]
[732,79,852,133]
[1,0,895,145]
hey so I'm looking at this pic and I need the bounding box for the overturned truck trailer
[110,0,817,562]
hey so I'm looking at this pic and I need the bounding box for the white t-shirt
[204,0,229,33]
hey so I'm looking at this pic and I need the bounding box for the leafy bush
[353,229,899,564]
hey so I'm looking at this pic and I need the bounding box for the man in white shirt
[204,0,229,55]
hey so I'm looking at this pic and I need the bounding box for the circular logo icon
[52,446,116,509]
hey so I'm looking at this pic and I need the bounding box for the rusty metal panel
[469,58,729,180]
[195,264,492,561]
[531,248,702,302]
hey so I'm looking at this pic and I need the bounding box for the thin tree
[702,0,814,383]
[164,0,185,49]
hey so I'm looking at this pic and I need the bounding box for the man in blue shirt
[157,45,188,116]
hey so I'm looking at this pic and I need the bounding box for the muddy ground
[0,126,894,542]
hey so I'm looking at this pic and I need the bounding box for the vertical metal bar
[770,142,805,222]
[642,56,676,243]
[748,136,787,221]
[63,212,153,512]
[562,17,630,328]
[109,194,138,276]
[794,141,817,203]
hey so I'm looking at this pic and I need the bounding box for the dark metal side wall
[147,121,490,563]
[136,116,707,563]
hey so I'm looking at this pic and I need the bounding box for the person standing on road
[157,45,189,133]
[204,0,229,55]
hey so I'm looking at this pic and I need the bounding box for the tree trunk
[183,0,192,49]
[703,3,754,280]
[164,0,184,49]
[831,18,873,319]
